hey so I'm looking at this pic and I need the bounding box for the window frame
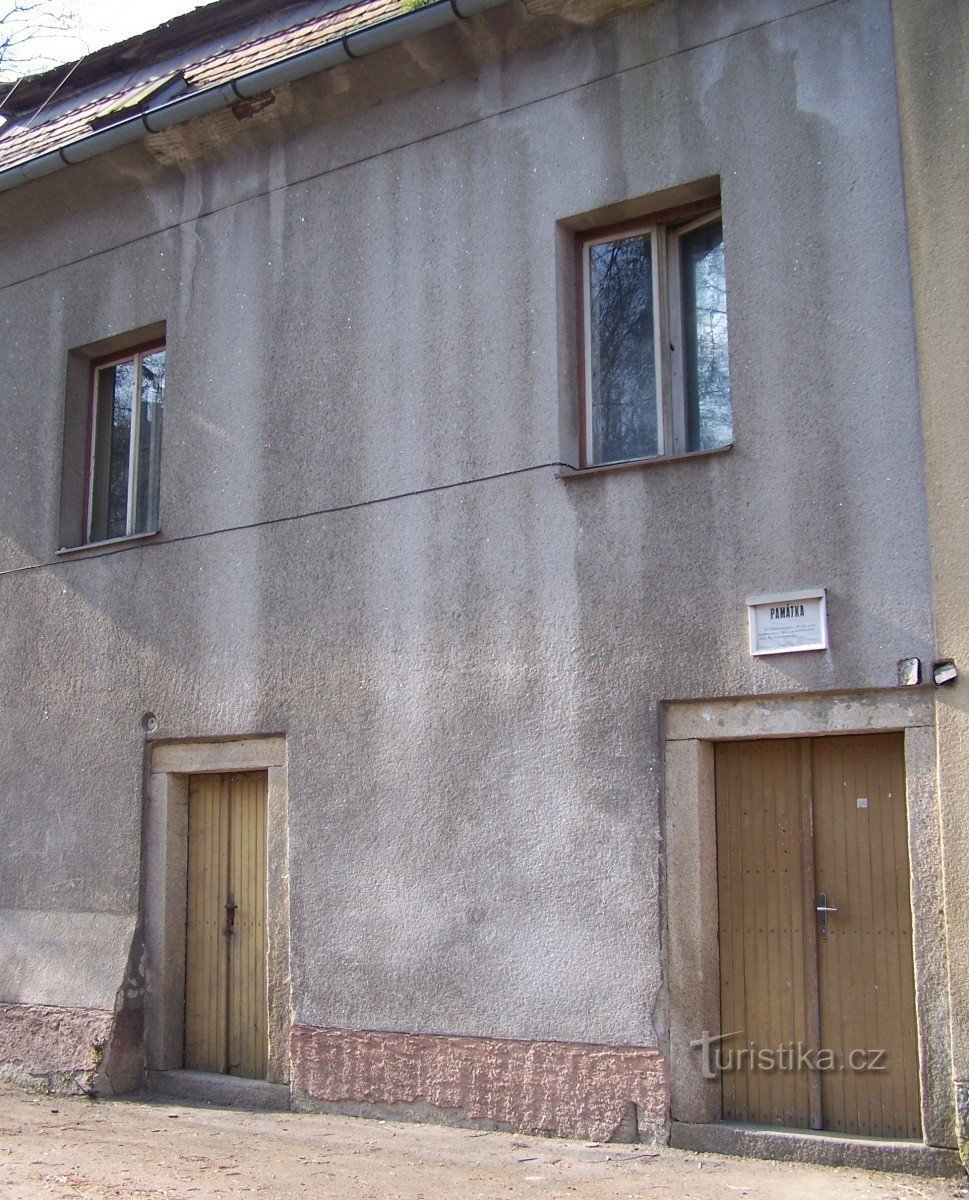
[84,336,166,545]
[576,198,729,470]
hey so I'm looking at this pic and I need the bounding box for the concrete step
[670,1120,964,1178]
[146,1070,291,1112]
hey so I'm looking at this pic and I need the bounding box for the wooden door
[811,734,920,1137]
[715,734,920,1137]
[716,738,819,1129]
[184,771,268,1079]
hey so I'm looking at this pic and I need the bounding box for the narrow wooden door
[716,739,819,1129]
[184,771,268,1079]
[715,734,920,1137]
[811,734,920,1137]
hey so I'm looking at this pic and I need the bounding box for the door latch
[816,892,838,939]
[225,899,237,935]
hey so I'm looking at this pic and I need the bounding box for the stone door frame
[143,736,292,1086]
[661,689,954,1147]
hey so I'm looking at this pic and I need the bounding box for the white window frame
[579,205,728,468]
[86,342,165,543]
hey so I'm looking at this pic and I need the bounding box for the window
[86,342,166,542]
[88,72,188,130]
[579,205,731,468]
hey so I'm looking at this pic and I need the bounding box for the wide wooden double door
[715,733,920,1138]
[184,771,268,1079]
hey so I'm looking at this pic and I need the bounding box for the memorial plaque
[747,589,828,656]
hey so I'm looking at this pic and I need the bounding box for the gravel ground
[0,1083,964,1200]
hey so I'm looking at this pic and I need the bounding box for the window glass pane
[90,358,135,541]
[681,218,731,451]
[134,349,165,533]
[588,233,658,464]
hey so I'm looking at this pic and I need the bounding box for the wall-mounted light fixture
[933,660,958,687]
[897,658,921,686]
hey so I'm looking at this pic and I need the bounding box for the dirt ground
[0,1083,965,1200]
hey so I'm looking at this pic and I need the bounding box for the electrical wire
[23,52,88,128]
[0,459,579,581]
[0,77,21,111]
[0,0,843,291]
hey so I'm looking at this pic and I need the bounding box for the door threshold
[147,1069,290,1112]
[670,1121,963,1178]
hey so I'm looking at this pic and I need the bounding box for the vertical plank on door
[184,774,229,1072]
[811,733,921,1139]
[797,741,823,1130]
[227,771,268,1079]
[715,739,812,1128]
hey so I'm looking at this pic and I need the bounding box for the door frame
[144,737,291,1085]
[661,689,954,1147]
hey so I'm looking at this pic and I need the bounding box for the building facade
[0,0,964,1170]
[891,0,969,1170]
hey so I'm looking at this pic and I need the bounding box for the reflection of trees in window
[582,208,732,468]
[89,348,165,542]
[103,360,134,541]
[589,234,657,463]
[681,220,731,451]
[136,351,165,532]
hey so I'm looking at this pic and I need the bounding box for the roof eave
[0,0,510,195]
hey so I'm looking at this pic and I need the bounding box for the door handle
[225,899,237,935]
[816,892,838,939]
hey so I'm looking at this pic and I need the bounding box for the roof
[0,0,415,174]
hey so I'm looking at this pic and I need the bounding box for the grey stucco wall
[0,0,932,1047]
[892,0,969,1161]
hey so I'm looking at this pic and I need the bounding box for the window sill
[56,529,161,557]
[557,443,733,480]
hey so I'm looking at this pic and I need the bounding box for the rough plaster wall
[0,0,933,1052]
[290,1025,669,1142]
[0,912,136,1009]
[0,1003,114,1094]
[891,0,969,1159]
[0,1003,143,1096]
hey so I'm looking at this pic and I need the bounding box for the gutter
[0,0,510,194]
